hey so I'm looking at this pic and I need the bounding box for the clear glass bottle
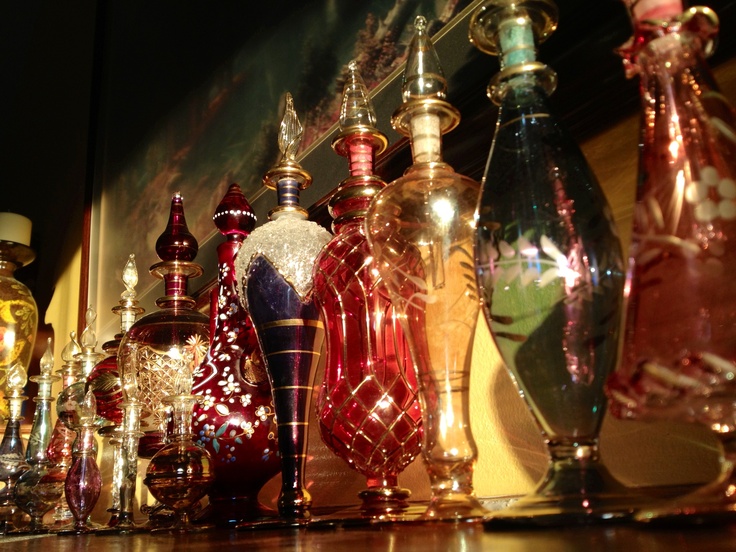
[191,183,279,527]
[118,193,210,458]
[606,0,736,524]
[314,61,422,518]
[364,16,485,521]
[234,93,332,523]
[144,371,214,533]
[0,363,29,532]
[12,339,65,534]
[470,0,640,525]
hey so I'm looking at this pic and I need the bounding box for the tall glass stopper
[234,93,331,523]
[314,60,422,519]
[471,0,642,526]
[364,16,485,521]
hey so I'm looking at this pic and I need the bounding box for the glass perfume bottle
[234,93,331,523]
[12,339,65,534]
[470,0,639,525]
[86,254,144,527]
[58,389,104,535]
[364,16,485,521]
[606,0,736,524]
[144,370,214,534]
[192,183,279,527]
[0,213,38,422]
[118,192,210,458]
[45,332,82,529]
[314,61,422,518]
[0,363,29,532]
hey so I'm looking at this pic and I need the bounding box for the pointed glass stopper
[121,254,138,300]
[173,369,193,397]
[213,183,257,237]
[340,61,377,129]
[80,389,97,425]
[40,338,54,377]
[80,306,98,351]
[278,92,303,163]
[7,363,27,393]
[155,192,199,262]
[61,331,82,363]
[402,15,448,102]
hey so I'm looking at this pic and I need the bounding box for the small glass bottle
[234,93,332,522]
[118,193,210,458]
[12,339,66,534]
[192,183,279,527]
[314,61,422,518]
[144,370,214,533]
[364,16,484,521]
[58,389,104,535]
[0,363,29,532]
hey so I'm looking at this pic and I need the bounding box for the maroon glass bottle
[192,183,280,527]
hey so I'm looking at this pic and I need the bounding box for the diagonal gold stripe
[278,422,310,427]
[260,319,324,330]
[273,386,314,391]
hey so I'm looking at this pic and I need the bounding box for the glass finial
[81,306,97,350]
[121,254,138,300]
[80,389,97,423]
[278,92,303,162]
[340,61,377,129]
[61,331,81,363]
[40,337,54,376]
[402,15,448,102]
[7,363,27,391]
[155,192,199,262]
[173,369,193,397]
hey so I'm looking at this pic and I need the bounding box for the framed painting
[85,0,480,342]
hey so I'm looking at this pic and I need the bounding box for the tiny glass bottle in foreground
[364,16,485,521]
[12,339,65,534]
[471,0,638,525]
[0,363,29,531]
[192,183,280,527]
[314,61,423,518]
[144,370,214,533]
[234,93,331,522]
[117,193,210,458]
[606,0,736,524]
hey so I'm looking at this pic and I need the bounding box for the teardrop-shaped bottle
[364,16,484,521]
[314,61,422,519]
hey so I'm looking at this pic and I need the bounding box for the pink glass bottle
[606,0,736,523]
[118,193,210,458]
[314,61,422,517]
[192,183,279,527]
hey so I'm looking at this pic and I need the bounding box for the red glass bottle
[192,183,279,527]
[314,61,422,517]
[118,193,210,458]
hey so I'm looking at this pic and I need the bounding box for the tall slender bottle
[364,16,484,521]
[234,93,331,523]
[0,363,29,532]
[314,61,422,518]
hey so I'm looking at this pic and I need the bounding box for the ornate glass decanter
[0,363,29,531]
[192,183,279,527]
[12,339,65,534]
[58,389,104,535]
[606,0,736,524]
[314,61,422,518]
[118,192,210,458]
[234,93,331,522]
[364,16,485,521]
[45,332,82,528]
[145,370,214,533]
[0,212,38,422]
[470,0,636,525]
[87,254,144,527]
